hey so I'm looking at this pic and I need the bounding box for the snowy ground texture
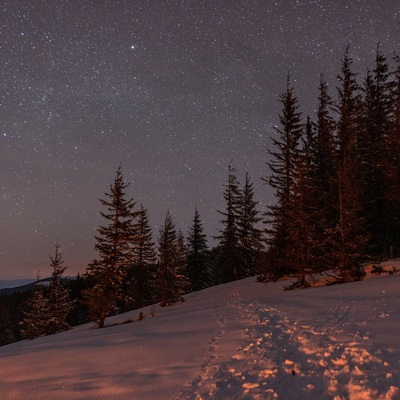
[1,263,400,400]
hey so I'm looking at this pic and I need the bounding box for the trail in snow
[178,279,399,400]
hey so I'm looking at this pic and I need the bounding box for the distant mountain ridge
[0,279,34,289]
[0,278,50,295]
[0,276,77,295]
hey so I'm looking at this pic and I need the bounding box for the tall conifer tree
[360,45,395,256]
[0,306,15,345]
[285,139,320,287]
[84,166,138,328]
[46,242,73,335]
[127,205,156,308]
[385,55,400,256]
[216,164,242,282]
[315,75,338,227]
[238,173,263,277]
[187,208,211,291]
[330,48,367,281]
[20,244,73,338]
[176,229,189,292]
[156,211,186,306]
[20,284,51,339]
[263,76,303,280]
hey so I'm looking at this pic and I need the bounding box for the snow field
[1,269,400,399]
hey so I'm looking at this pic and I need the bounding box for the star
[0,0,399,279]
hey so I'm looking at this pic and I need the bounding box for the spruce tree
[176,229,189,292]
[84,166,138,328]
[303,78,338,272]
[314,76,338,229]
[360,45,395,256]
[385,55,400,257]
[0,306,15,345]
[187,208,212,291]
[156,211,186,306]
[46,242,73,335]
[263,76,303,280]
[127,205,156,308]
[237,173,263,277]
[216,164,242,282]
[20,284,51,339]
[330,48,367,281]
[284,142,320,288]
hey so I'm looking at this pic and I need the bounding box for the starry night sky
[1,0,399,279]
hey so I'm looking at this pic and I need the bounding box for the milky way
[1,0,399,279]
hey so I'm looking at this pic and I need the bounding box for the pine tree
[237,173,263,277]
[385,55,400,257]
[176,229,189,292]
[336,48,361,158]
[314,76,338,229]
[330,48,368,281]
[360,44,395,256]
[46,242,73,335]
[263,76,303,280]
[0,306,15,345]
[127,205,156,308]
[216,164,242,283]
[309,75,338,256]
[284,142,320,288]
[20,284,51,339]
[302,78,338,272]
[84,166,139,328]
[67,273,91,326]
[187,208,212,291]
[156,211,186,306]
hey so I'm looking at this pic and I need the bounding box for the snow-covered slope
[1,268,400,400]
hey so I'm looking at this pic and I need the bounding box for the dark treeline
[0,163,262,337]
[262,46,400,288]
[1,46,399,343]
[82,163,264,328]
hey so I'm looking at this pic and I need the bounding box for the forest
[1,46,399,345]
